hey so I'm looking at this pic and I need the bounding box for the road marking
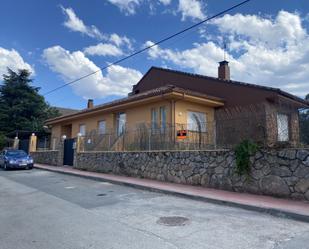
[65,186,76,189]
[99,182,113,186]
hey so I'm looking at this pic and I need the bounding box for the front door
[63,138,74,166]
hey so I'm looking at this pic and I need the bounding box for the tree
[0,133,6,149]
[0,68,60,135]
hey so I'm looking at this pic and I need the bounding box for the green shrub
[0,133,6,150]
[234,140,258,176]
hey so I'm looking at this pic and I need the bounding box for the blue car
[0,149,34,170]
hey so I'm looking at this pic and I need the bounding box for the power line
[43,0,251,96]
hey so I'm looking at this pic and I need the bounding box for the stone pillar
[51,137,57,150]
[13,137,19,149]
[74,135,84,168]
[56,138,65,166]
[29,134,37,152]
[73,138,77,168]
[76,135,84,153]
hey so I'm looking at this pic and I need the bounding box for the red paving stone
[35,164,309,221]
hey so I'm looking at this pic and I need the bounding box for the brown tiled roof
[46,85,223,124]
[133,67,309,108]
[54,107,79,116]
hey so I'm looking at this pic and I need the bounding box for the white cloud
[84,43,124,56]
[146,40,225,76]
[109,33,133,51]
[146,11,309,97]
[0,47,34,77]
[42,46,142,99]
[106,0,206,21]
[105,0,206,21]
[159,0,172,5]
[60,6,135,53]
[83,34,134,57]
[212,11,305,47]
[61,6,104,40]
[106,0,141,15]
[178,0,206,21]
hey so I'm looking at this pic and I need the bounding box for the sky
[1,0,309,109]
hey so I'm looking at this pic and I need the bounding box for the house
[46,61,309,150]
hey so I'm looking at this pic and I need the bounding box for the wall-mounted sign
[177,130,187,139]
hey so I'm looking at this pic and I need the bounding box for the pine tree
[0,68,59,134]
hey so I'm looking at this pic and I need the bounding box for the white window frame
[160,106,167,133]
[277,113,289,142]
[117,112,126,136]
[187,111,207,132]
[151,108,159,131]
[79,124,86,136]
[98,120,106,135]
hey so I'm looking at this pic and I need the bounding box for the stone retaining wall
[75,149,309,200]
[31,150,60,166]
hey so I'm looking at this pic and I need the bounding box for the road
[0,169,309,249]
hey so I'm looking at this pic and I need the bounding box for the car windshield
[6,150,27,157]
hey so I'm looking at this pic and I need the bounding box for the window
[277,113,289,142]
[79,124,86,136]
[160,106,167,133]
[98,120,106,135]
[116,113,126,136]
[187,111,207,132]
[151,108,158,131]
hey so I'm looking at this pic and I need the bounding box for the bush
[0,133,6,150]
[234,140,258,176]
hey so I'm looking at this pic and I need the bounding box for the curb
[34,165,309,223]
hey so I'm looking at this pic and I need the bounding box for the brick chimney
[87,99,94,109]
[218,60,230,81]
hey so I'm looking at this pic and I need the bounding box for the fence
[35,136,59,151]
[81,122,216,152]
[79,109,309,152]
[36,136,50,151]
[300,109,309,145]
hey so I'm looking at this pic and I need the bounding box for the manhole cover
[157,216,190,226]
[97,193,107,197]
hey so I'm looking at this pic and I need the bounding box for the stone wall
[75,149,309,200]
[31,150,60,166]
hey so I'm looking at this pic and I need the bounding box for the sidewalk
[34,164,309,222]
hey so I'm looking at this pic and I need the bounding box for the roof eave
[46,89,224,125]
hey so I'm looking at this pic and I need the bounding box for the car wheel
[3,163,8,171]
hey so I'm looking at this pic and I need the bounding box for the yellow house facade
[46,85,224,151]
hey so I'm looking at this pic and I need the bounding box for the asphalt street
[1,168,309,249]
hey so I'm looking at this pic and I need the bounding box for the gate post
[76,133,84,153]
[73,134,84,168]
[13,136,19,149]
[51,137,57,150]
[29,133,37,152]
[57,135,66,166]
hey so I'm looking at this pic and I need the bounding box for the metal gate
[19,139,29,153]
[63,138,74,166]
